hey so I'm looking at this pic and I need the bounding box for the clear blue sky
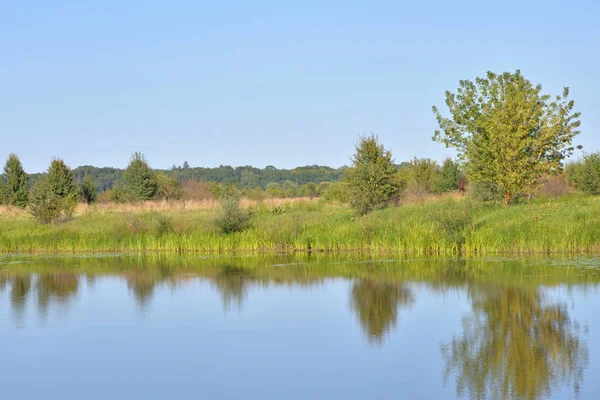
[1,0,598,172]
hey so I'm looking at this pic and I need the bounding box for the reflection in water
[10,275,32,321]
[126,271,158,308]
[442,286,588,400]
[350,279,414,345]
[0,255,596,399]
[36,273,79,314]
[211,266,254,312]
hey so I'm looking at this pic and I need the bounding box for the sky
[1,0,599,172]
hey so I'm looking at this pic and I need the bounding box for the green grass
[1,194,599,255]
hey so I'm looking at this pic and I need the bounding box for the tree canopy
[344,134,400,214]
[3,153,29,208]
[433,70,581,204]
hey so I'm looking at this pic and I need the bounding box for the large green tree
[3,153,29,207]
[345,134,400,214]
[433,70,581,204]
[123,152,158,201]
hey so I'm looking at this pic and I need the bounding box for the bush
[569,153,600,194]
[298,183,318,198]
[469,181,503,203]
[213,195,251,234]
[266,182,281,197]
[80,175,98,205]
[321,181,349,203]
[437,158,463,192]
[156,173,182,200]
[154,213,174,237]
[281,180,299,198]
[407,157,441,194]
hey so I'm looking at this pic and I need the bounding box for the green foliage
[468,181,503,203]
[429,200,473,250]
[123,152,158,201]
[345,135,400,214]
[29,159,79,223]
[213,194,251,234]
[321,181,349,203]
[272,206,284,215]
[566,153,600,194]
[407,158,440,193]
[298,182,318,198]
[281,180,299,198]
[156,173,182,200]
[153,214,174,237]
[3,153,29,208]
[266,182,281,197]
[437,158,463,192]
[80,175,98,205]
[433,70,581,205]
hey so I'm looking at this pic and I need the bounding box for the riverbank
[1,194,599,255]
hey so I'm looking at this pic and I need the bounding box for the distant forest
[26,164,353,192]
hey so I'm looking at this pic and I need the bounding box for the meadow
[1,193,599,255]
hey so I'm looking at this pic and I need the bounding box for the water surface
[1,254,599,399]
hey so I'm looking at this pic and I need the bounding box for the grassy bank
[0,194,599,255]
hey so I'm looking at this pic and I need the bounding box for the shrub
[213,195,251,233]
[407,157,441,194]
[266,182,281,197]
[154,214,174,237]
[437,158,462,192]
[469,181,503,203]
[281,180,299,198]
[80,175,98,205]
[321,181,349,203]
[573,153,600,194]
[298,183,318,198]
[156,173,182,200]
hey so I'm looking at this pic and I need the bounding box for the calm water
[1,254,600,400]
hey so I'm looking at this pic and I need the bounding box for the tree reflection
[36,273,79,313]
[442,286,588,400]
[212,266,254,312]
[10,275,32,320]
[126,271,158,309]
[350,279,414,345]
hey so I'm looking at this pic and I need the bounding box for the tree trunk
[503,190,512,206]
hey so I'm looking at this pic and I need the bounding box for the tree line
[1,69,598,223]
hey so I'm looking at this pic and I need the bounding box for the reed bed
[0,194,599,256]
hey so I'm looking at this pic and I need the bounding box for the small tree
[123,152,158,201]
[433,70,581,205]
[80,175,98,205]
[281,180,299,198]
[345,134,400,214]
[437,158,463,192]
[156,173,182,200]
[571,153,600,194]
[3,153,29,208]
[408,158,440,194]
[213,194,251,233]
[266,182,281,197]
[298,183,318,198]
[30,159,79,223]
